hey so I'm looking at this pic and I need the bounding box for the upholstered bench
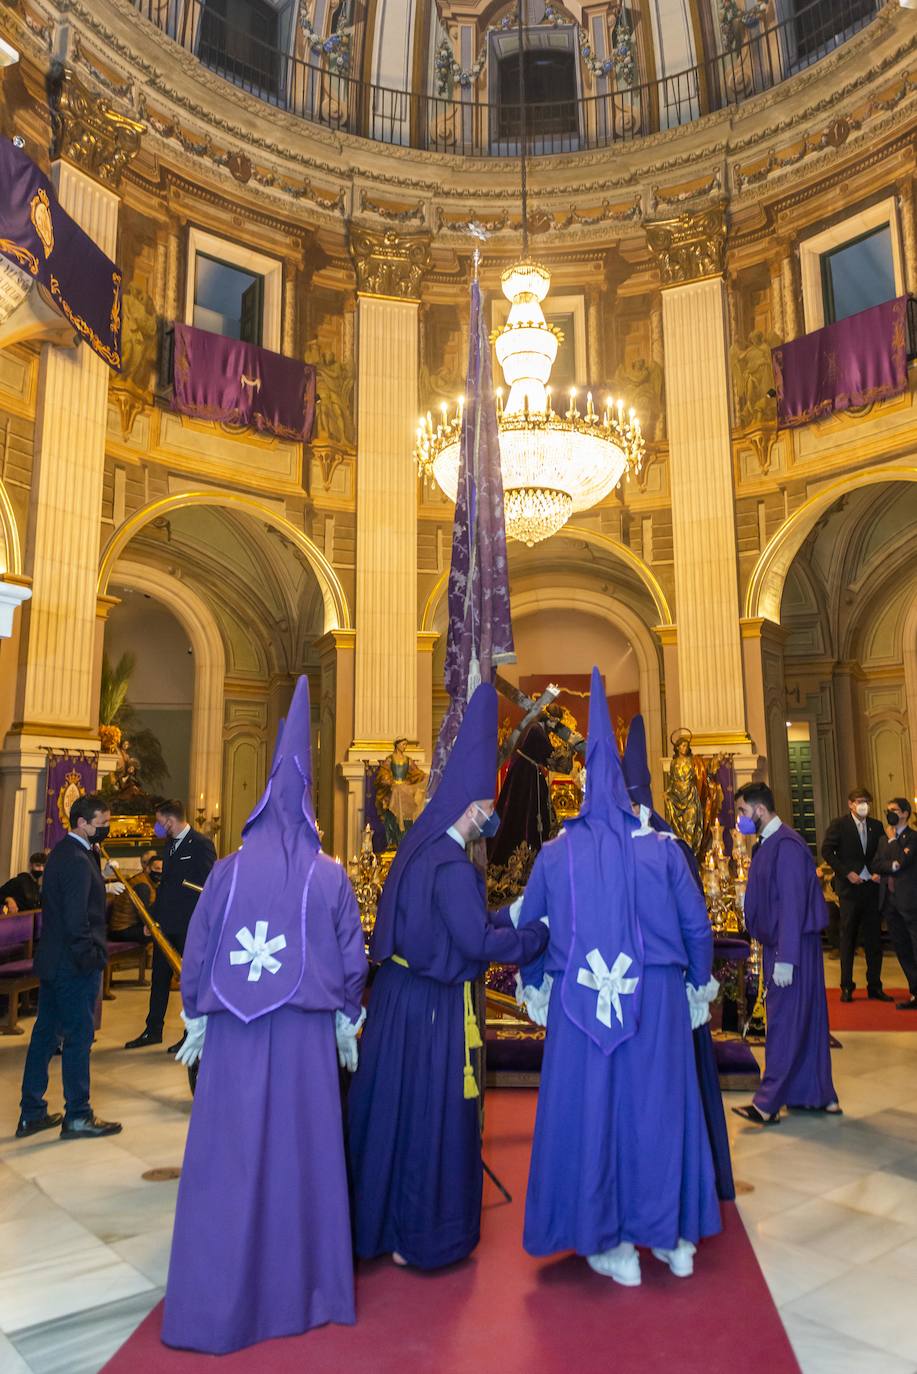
[0,910,39,1035]
[103,939,150,999]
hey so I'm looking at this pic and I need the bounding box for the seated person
[0,852,47,913]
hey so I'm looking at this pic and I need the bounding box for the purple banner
[0,138,122,369]
[428,278,515,794]
[171,322,316,440]
[773,295,909,429]
[44,754,99,849]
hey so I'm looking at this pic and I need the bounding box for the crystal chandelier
[413,18,643,546]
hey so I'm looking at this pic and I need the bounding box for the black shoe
[896,998,917,1011]
[124,1031,163,1049]
[867,989,894,1003]
[60,1113,122,1138]
[840,989,854,1003]
[166,1035,186,1055]
[15,1111,63,1139]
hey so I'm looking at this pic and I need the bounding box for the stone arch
[744,465,917,623]
[111,560,226,820]
[0,476,22,576]
[97,490,351,632]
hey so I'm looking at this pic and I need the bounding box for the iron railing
[131,0,886,157]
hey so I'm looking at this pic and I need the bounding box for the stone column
[780,244,800,341]
[317,628,355,858]
[0,71,141,873]
[647,207,753,764]
[740,617,790,806]
[347,228,430,757]
[832,664,864,796]
[897,178,917,297]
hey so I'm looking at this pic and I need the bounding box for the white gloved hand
[686,975,720,1030]
[175,1011,207,1066]
[335,1007,366,1073]
[772,962,794,988]
[516,971,553,1027]
[509,896,524,928]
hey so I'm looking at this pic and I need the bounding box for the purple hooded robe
[162,677,367,1354]
[744,822,837,1114]
[348,683,548,1268]
[519,672,720,1256]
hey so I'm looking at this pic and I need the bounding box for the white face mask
[854,802,869,819]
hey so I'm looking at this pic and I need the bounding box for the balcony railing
[131,0,887,158]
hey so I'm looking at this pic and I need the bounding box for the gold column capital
[349,227,431,302]
[646,204,728,288]
[48,64,144,189]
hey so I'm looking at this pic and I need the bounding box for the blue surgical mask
[470,804,500,840]
[737,814,757,836]
[153,820,167,839]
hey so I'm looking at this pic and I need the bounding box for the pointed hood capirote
[371,682,498,963]
[622,712,653,810]
[559,668,644,1055]
[209,677,322,1022]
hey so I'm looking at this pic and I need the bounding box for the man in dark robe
[487,721,554,883]
[162,677,367,1354]
[732,782,839,1125]
[516,672,720,1286]
[347,682,548,1270]
[622,715,734,1202]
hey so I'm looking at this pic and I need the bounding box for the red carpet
[103,1090,798,1374]
[826,987,915,1032]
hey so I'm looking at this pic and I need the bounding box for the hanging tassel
[462,980,481,1097]
[466,655,482,697]
[464,1064,479,1099]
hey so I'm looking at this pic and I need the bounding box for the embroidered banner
[44,753,99,849]
[772,295,909,429]
[0,138,122,369]
[171,322,317,440]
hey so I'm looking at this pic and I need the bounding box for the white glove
[772,962,794,988]
[686,976,720,1030]
[175,1011,207,1066]
[509,897,524,928]
[516,971,553,1027]
[335,1007,366,1073]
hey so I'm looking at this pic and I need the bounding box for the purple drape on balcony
[171,323,316,440]
[772,296,909,429]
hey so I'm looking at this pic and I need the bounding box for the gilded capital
[48,65,144,188]
[645,205,728,288]
[349,227,431,301]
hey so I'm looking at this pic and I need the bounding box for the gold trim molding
[645,205,728,288]
[49,64,144,188]
[349,227,431,301]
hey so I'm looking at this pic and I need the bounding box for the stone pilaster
[348,229,429,755]
[318,628,356,858]
[647,206,751,754]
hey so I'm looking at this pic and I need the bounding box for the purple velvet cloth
[171,322,316,440]
[745,824,837,1112]
[0,138,122,368]
[44,755,98,849]
[773,295,909,429]
[428,279,514,793]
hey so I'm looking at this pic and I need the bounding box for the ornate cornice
[49,63,143,187]
[349,227,431,300]
[645,205,728,287]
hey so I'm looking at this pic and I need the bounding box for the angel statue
[664,728,724,858]
[374,738,426,850]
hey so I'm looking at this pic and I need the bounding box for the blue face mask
[471,804,500,840]
[737,813,757,836]
[153,820,167,840]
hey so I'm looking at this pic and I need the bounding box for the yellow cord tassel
[463,980,481,1098]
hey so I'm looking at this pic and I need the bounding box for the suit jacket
[156,828,216,937]
[873,827,917,912]
[0,871,42,912]
[821,813,883,900]
[35,835,107,978]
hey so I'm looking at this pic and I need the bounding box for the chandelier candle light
[414,14,643,546]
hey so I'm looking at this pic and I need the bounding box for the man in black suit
[872,798,917,1012]
[821,788,892,1003]
[125,799,215,1051]
[16,795,121,1139]
[0,851,47,913]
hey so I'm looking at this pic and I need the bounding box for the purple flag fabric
[773,295,909,429]
[428,279,514,794]
[172,322,316,440]
[0,137,122,368]
[44,754,99,848]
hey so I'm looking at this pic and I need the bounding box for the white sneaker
[587,1242,641,1287]
[651,1239,696,1278]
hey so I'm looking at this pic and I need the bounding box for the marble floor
[0,955,916,1374]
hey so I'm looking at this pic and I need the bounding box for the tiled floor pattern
[0,954,915,1373]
